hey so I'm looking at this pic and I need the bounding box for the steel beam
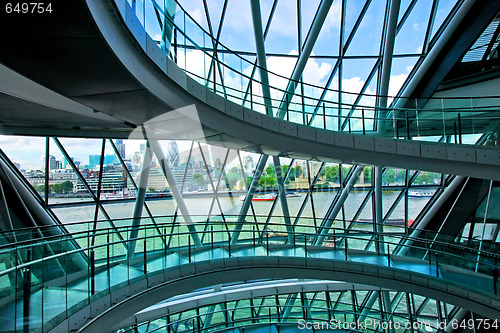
[149,139,202,247]
[393,0,500,110]
[159,0,176,54]
[313,165,364,246]
[396,176,465,256]
[276,0,334,119]
[127,141,153,258]
[273,156,293,244]
[476,180,493,272]
[250,0,273,116]
[202,305,216,331]
[0,155,86,276]
[445,308,468,332]
[377,0,401,132]
[232,155,268,245]
[280,293,298,321]
[228,0,277,241]
[374,166,384,253]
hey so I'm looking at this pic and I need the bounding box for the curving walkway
[118,279,383,330]
[1,239,499,333]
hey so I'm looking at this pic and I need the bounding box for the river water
[51,190,434,231]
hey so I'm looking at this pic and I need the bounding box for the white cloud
[322,0,342,33]
[189,8,204,25]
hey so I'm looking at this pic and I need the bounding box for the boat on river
[408,190,434,198]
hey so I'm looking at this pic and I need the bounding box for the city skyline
[0,135,252,171]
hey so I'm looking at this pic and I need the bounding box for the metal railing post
[323,103,326,129]
[458,113,462,144]
[250,81,253,110]
[90,250,95,295]
[345,238,348,260]
[23,250,32,333]
[304,235,307,257]
[387,244,390,267]
[493,267,498,295]
[266,232,269,254]
[188,234,192,263]
[453,120,457,143]
[435,253,439,277]
[211,225,214,250]
[164,227,167,259]
[406,111,410,139]
[106,232,110,270]
[362,108,365,135]
[143,239,147,274]
[253,225,256,247]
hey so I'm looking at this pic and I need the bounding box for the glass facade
[0,0,500,332]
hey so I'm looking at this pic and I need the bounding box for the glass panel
[344,0,385,57]
[393,0,432,55]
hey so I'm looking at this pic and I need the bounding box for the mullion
[292,162,325,227]
[91,139,106,246]
[241,0,278,105]
[53,138,126,246]
[109,139,165,246]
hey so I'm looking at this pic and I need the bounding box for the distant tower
[214,158,222,169]
[42,155,57,171]
[115,139,126,159]
[167,141,179,167]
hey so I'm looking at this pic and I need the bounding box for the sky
[0,134,256,171]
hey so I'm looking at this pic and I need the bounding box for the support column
[377,0,401,133]
[280,294,298,321]
[250,0,273,116]
[232,155,268,245]
[313,165,363,246]
[374,166,384,253]
[127,142,153,258]
[202,305,217,331]
[276,0,334,118]
[445,308,468,332]
[476,180,493,272]
[159,0,177,54]
[0,156,86,274]
[273,156,293,244]
[397,176,465,256]
[149,139,202,247]
[234,0,334,244]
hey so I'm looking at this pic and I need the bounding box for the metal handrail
[1,219,498,279]
[0,215,492,256]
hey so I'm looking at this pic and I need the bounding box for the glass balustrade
[1,215,499,332]
[119,292,445,333]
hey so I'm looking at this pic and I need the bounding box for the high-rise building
[214,158,222,169]
[243,155,255,171]
[42,155,57,171]
[104,154,119,165]
[88,155,101,168]
[115,139,126,159]
[167,141,179,167]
